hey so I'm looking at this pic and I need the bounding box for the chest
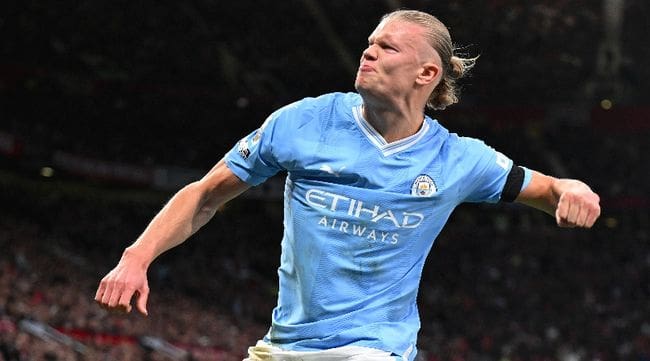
[286,139,444,202]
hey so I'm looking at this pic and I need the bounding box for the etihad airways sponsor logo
[305,189,424,229]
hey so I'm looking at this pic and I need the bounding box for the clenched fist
[555,182,601,228]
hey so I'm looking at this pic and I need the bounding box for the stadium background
[1,0,648,360]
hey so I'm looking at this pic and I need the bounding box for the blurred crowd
[0,190,273,361]
[1,0,649,360]
[1,181,648,361]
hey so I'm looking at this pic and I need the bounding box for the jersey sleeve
[460,138,531,203]
[225,101,303,186]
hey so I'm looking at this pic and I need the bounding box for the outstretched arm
[94,159,250,314]
[515,170,601,228]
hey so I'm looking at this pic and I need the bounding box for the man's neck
[362,102,425,143]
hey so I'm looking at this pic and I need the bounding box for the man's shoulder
[271,92,359,127]
[429,124,484,154]
[428,126,491,166]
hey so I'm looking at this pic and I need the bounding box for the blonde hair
[381,10,477,110]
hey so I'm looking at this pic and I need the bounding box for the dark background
[1,1,648,360]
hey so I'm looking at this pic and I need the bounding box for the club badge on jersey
[411,174,437,197]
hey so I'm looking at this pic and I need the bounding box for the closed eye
[383,45,398,53]
[378,41,398,53]
[367,37,399,53]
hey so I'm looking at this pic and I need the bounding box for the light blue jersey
[225,92,531,361]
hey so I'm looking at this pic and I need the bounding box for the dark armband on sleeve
[500,165,525,202]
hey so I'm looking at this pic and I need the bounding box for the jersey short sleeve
[459,137,517,203]
[225,101,304,186]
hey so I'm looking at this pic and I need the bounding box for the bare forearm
[125,182,213,266]
[516,171,600,228]
[123,160,249,266]
[515,171,558,215]
[96,160,249,315]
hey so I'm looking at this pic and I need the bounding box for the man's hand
[95,249,150,315]
[554,181,601,228]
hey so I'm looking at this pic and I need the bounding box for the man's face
[354,19,436,102]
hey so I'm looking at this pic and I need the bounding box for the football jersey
[225,92,531,361]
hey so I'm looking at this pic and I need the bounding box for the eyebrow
[368,33,396,44]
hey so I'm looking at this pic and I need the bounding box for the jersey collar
[352,105,430,156]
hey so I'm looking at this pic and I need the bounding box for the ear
[416,62,442,86]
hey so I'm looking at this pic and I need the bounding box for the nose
[361,44,378,61]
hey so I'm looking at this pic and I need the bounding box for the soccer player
[94,9,600,361]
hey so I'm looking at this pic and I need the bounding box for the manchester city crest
[411,174,437,197]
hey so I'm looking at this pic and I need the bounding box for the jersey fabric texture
[225,92,532,361]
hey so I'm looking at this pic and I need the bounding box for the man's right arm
[94,159,250,315]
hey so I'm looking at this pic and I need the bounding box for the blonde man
[96,10,600,361]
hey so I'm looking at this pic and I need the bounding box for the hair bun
[449,55,477,80]
[427,55,478,110]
